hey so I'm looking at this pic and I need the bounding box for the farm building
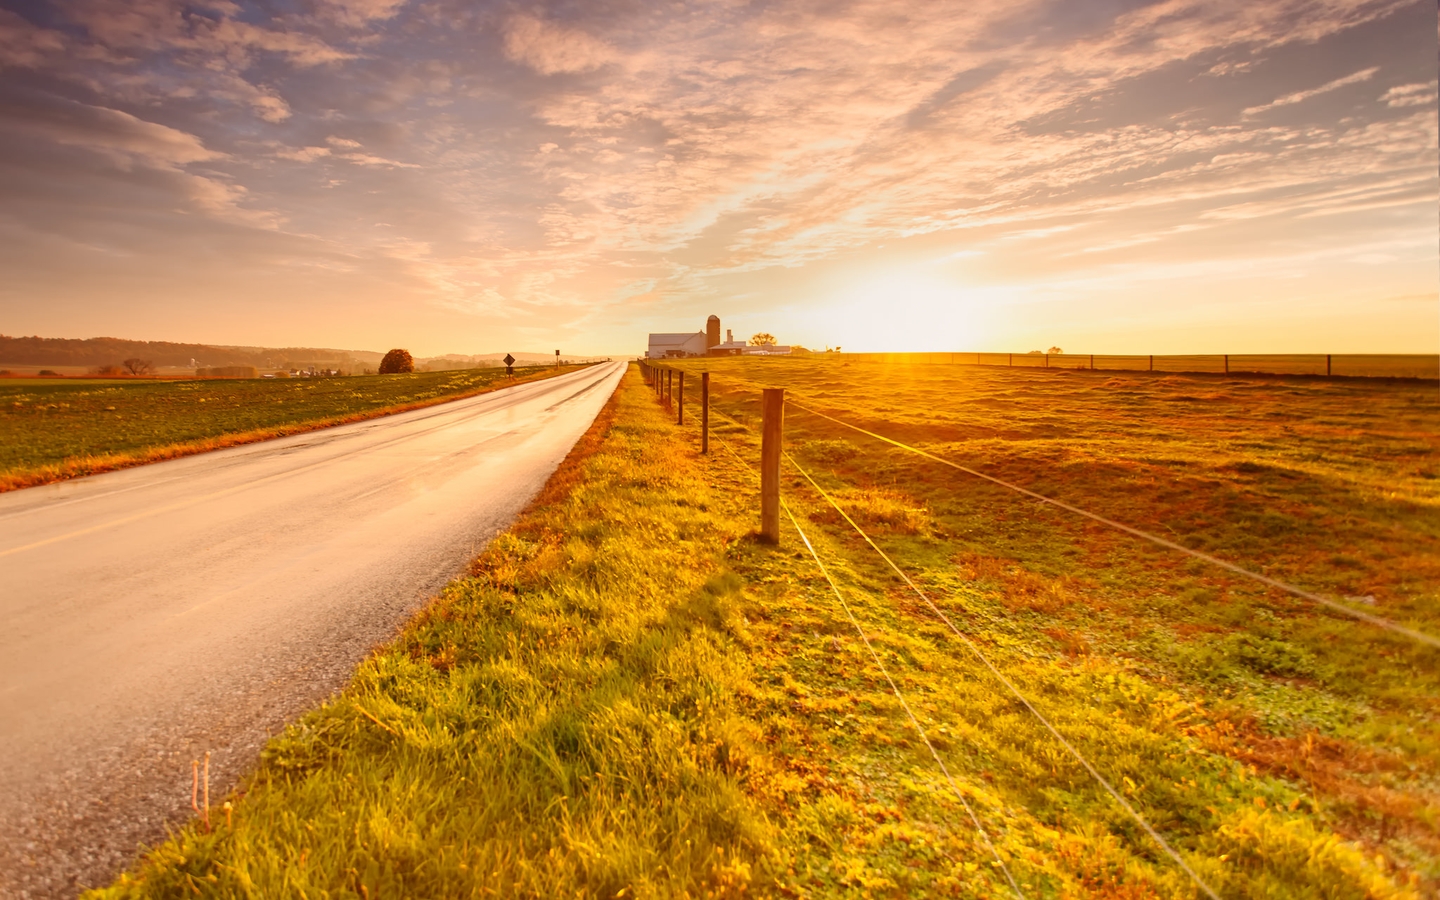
[646,316,791,358]
[646,331,708,359]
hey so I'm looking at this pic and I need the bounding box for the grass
[90,360,1436,897]
[0,366,585,492]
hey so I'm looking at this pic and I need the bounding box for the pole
[1327,354,1332,377]
[760,388,784,544]
[666,369,672,405]
[701,372,710,454]
[677,372,685,425]
[1224,354,1229,374]
[1149,355,1153,372]
[1090,354,1094,370]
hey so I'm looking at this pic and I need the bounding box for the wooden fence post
[1327,354,1332,377]
[760,388,784,544]
[1224,354,1229,374]
[677,372,685,425]
[1149,355,1153,372]
[1090,354,1095,370]
[701,372,710,454]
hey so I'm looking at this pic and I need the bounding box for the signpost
[555,349,560,367]
[504,353,515,376]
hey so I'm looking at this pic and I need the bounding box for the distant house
[744,343,791,356]
[646,332,708,359]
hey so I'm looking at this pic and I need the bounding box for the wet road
[0,361,624,897]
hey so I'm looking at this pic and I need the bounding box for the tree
[378,348,414,374]
[749,332,776,347]
[1047,346,1064,355]
[122,358,154,375]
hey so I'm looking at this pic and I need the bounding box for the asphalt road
[0,361,625,898]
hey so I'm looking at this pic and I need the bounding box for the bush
[378,349,414,374]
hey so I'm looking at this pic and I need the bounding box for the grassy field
[91,360,1437,898]
[0,366,584,492]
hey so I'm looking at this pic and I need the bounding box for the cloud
[503,15,616,76]
[1243,66,1379,116]
[0,89,222,166]
[0,9,68,68]
[0,0,1432,354]
[1381,81,1438,108]
[321,0,408,28]
[277,146,332,162]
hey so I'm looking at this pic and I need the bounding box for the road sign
[504,353,515,375]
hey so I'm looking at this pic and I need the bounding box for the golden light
[824,269,995,352]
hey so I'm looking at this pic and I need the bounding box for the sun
[825,270,987,352]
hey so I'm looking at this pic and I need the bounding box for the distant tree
[1027,350,1043,355]
[749,332,776,347]
[1047,346,1064,355]
[378,348,414,374]
[93,364,124,376]
[122,358,154,375]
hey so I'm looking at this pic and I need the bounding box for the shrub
[378,349,414,374]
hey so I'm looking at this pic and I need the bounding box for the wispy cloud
[0,0,1432,354]
[1243,66,1380,116]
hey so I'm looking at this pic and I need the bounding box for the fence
[634,354,1435,897]
[833,352,1439,380]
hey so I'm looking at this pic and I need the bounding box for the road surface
[0,361,625,898]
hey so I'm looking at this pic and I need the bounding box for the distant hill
[0,334,378,369]
[0,335,607,372]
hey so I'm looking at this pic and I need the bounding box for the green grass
[673,356,1440,893]
[0,366,583,491]
[91,361,1436,897]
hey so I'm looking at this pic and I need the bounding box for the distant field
[0,366,583,491]
[837,351,1440,380]
[670,355,1439,894]
[96,360,1439,898]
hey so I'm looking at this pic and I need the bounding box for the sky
[0,0,1435,357]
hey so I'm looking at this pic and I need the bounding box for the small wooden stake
[677,372,685,425]
[760,388,784,544]
[701,372,710,454]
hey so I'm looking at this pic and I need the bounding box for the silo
[706,315,721,349]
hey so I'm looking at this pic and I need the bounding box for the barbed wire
[782,449,1221,900]
[659,363,1437,651]
[710,430,1027,899]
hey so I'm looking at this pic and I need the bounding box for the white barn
[646,331,707,359]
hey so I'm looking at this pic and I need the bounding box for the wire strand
[783,450,1222,900]
[713,434,1026,899]
[776,398,1439,650]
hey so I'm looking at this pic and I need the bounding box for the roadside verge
[90,363,775,897]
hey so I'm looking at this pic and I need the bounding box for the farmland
[93,360,1438,898]
[0,366,584,492]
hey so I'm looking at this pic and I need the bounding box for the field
[0,366,584,492]
[93,360,1438,898]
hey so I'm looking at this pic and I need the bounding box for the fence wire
[710,427,1027,899]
